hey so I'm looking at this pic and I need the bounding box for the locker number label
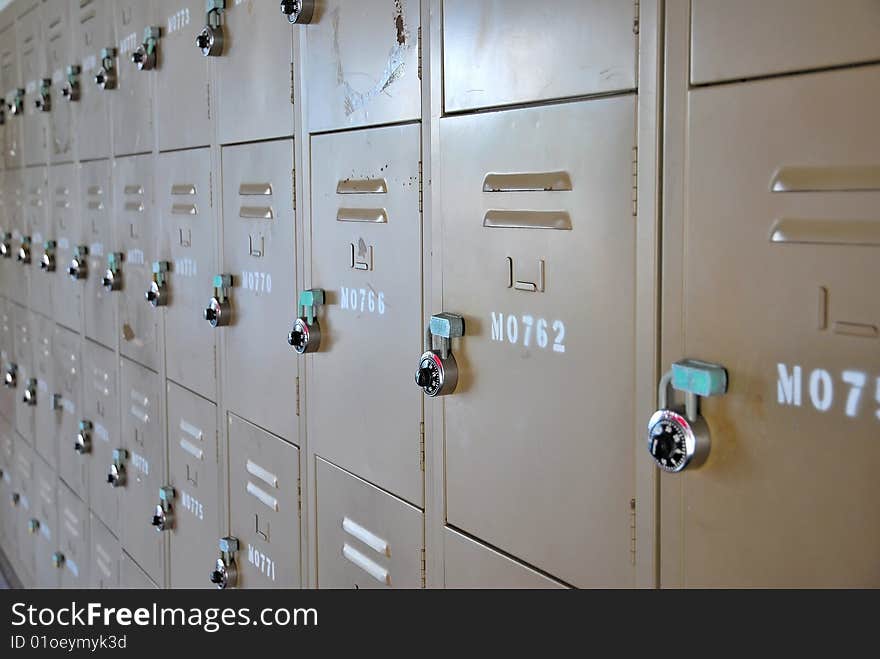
[241,271,273,295]
[777,363,880,421]
[181,490,205,521]
[247,544,276,582]
[340,286,385,315]
[491,312,566,353]
[167,8,192,34]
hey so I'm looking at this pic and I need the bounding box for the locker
[23,166,51,319]
[54,325,86,499]
[661,66,880,587]
[31,311,55,467]
[18,3,47,167]
[115,154,160,371]
[32,456,60,587]
[83,339,121,535]
[440,99,638,587]
[2,171,27,306]
[166,382,219,588]
[443,528,566,589]
[121,550,158,588]
[45,0,74,164]
[214,0,293,144]
[157,148,216,401]
[51,163,82,333]
[73,0,112,162]
[0,20,22,170]
[443,0,637,113]
[119,357,166,585]
[303,0,421,133]
[316,458,423,589]
[80,160,115,349]
[12,305,34,445]
[691,0,880,85]
[89,513,121,589]
[0,300,15,424]
[111,0,156,156]
[156,0,210,151]
[0,417,14,552]
[11,437,34,584]
[309,124,423,504]
[227,414,300,589]
[57,480,89,587]
[219,140,298,442]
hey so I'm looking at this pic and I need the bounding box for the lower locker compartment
[12,439,34,586]
[89,514,121,589]
[121,551,159,589]
[57,481,89,588]
[32,456,60,588]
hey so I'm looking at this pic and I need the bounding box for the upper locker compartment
[0,14,22,170]
[74,0,112,162]
[443,0,637,113]
[302,0,421,132]
[663,66,880,587]
[24,167,50,319]
[52,163,82,333]
[156,0,210,151]
[45,0,74,164]
[18,2,47,167]
[691,0,880,85]
[439,98,638,587]
[309,124,423,506]
[112,0,156,156]
[214,0,293,144]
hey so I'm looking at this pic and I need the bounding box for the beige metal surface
[0,311,14,431]
[1,20,22,170]
[50,163,81,332]
[18,2,45,167]
[80,159,115,349]
[32,454,59,587]
[0,416,15,556]
[111,0,155,156]
[2,172,27,306]
[121,550,158,588]
[23,166,49,318]
[12,305,33,445]
[89,512,121,588]
[73,0,111,162]
[57,480,88,587]
[31,311,53,466]
[45,0,73,164]
[11,437,33,583]
[54,324,85,499]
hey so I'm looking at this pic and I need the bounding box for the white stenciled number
[809,369,833,412]
[552,320,566,353]
[536,318,548,348]
[522,315,534,347]
[777,363,879,422]
[339,286,385,316]
[490,312,566,354]
[841,370,867,418]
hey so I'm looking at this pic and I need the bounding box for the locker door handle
[482,171,572,192]
[336,178,388,195]
[342,544,390,586]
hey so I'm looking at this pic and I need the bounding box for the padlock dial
[646,409,709,473]
[415,351,458,397]
[288,317,320,354]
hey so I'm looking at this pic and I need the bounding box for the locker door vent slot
[246,481,278,512]
[342,517,390,557]
[336,208,388,224]
[342,543,390,586]
[336,179,388,195]
[770,165,880,192]
[769,218,880,247]
[482,171,572,193]
[239,206,274,220]
[483,210,572,231]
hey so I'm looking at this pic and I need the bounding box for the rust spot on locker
[122,324,135,342]
[394,0,406,45]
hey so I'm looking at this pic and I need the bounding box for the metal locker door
[440,98,638,587]
[0,19,23,170]
[121,551,158,588]
[157,148,216,401]
[167,382,219,588]
[661,66,880,587]
[227,414,300,589]
[89,513,121,588]
[11,438,34,584]
[156,0,210,151]
[214,0,293,145]
[2,172,27,307]
[57,481,89,587]
[24,166,51,319]
[0,418,14,554]
[45,0,74,164]
[81,160,115,349]
[31,312,55,467]
[19,3,47,167]
[303,0,421,133]
[13,305,34,446]
[115,154,160,371]
[74,0,112,162]
[691,0,880,85]
[32,456,59,587]
[51,163,82,333]
[220,140,298,442]
[119,357,166,586]
[0,300,16,425]
[54,325,86,500]
[84,339,121,536]
[310,124,422,504]
[111,0,155,156]
[316,457,423,589]
[443,0,637,113]
[443,528,567,589]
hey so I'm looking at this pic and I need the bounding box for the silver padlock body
[205,297,230,328]
[290,317,320,354]
[646,408,710,473]
[416,350,459,397]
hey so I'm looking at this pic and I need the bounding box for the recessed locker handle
[336,208,388,223]
[336,178,388,195]
[342,544,390,586]
[482,171,572,193]
[239,206,274,220]
[342,517,390,557]
[483,210,572,231]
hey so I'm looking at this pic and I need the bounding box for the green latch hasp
[429,313,465,340]
[298,289,324,324]
[671,359,728,397]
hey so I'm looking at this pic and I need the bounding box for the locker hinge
[631,146,638,217]
[629,498,636,565]
[295,376,301,416]
[633,0,640,35]
[208,170,213,209]
[419,421,425,472]
[417,26,422,81]
[292,167,296,210]
[417,160,423,213]
[297,478,303,520]
[206,81,211,120]
[290,62,295,105]
[420,547,426,588]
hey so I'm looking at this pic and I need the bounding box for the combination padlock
[22,378,37,406]
[288,289,324,354]
[210,536,240,589]
[34,78,51,112]
[132,27,161,71]
[151,486,175,532]
[28,517,40,534]
[67,245,88,280]
[16,236,31,264]
[40,240,56,272]
[75,420,93,455]
[646,359,728,473]
[280,0,315,24]
[197,0,226,57]
[145,261,170,308]
[8,88,24,116]
[95,48,117,90]
[0,231,12,258]
[52,552,65,569]
[204,274,233,328]
[61,65,81,102]
[107,448,128,488]
[102,252,123,292]
[415,313,465,397]
[3,363,17,388]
